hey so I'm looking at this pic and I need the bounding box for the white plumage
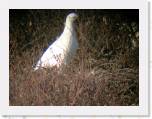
[34,13,79,70]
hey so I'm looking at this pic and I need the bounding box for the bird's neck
[64,21,75,33]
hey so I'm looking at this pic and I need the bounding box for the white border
[0,0,149,116]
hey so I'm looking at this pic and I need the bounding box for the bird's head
[65,13,78,26]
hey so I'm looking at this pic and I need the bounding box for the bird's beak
[74,15,78,20]
[75,16,79,25]
[74,14,79,25]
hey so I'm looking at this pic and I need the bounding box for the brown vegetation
[9,10,139,106]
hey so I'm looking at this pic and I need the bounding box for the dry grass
[9,9,139,106]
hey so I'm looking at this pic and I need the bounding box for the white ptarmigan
[34,13,79,70]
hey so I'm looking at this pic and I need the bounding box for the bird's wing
[35,43,65,68]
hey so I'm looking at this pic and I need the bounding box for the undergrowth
[9,10,139,106]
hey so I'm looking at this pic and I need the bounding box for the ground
[9,9,139,106]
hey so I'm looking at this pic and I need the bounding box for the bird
[33,13,79,71]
